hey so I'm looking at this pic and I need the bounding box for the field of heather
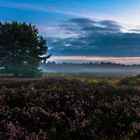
[0,75,140,140]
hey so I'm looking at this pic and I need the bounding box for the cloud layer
[46,18,140,57]
[1,0,140,57]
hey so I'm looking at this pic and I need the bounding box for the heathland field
[0,74,140,140]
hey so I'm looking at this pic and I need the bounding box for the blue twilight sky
[1,0,140,57]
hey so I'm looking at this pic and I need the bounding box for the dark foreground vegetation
[0,75,140,140]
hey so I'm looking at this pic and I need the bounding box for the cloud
[0,1,102,19]
[0,1,123,23]
[69,18,95,27]
[46,18,140,57]
[129,28,140,33]
[1,0,140,57]
[61,18,122,35]
[0,1,79,16]
[98,20,122,32]
[2,0,140,27]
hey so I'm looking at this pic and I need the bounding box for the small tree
[0,22,51,77]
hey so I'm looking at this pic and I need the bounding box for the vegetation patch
[0,76,140,139]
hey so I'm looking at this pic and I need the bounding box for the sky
[1,0,140,63]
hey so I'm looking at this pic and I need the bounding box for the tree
[0,22,51,77]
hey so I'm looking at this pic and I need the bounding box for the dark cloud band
[46,18,140,57]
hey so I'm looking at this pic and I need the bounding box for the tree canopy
[0,22,50,77]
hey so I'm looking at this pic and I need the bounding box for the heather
[0,76,140,140]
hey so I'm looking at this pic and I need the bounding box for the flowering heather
[0,77,140,140]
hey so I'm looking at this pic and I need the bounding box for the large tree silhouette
[0,22,51,77]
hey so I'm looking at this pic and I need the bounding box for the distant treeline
[46,61,140,67]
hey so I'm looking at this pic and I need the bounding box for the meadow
[0,74,140,140]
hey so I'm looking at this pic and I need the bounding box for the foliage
[119,75,140,86]
[0,76,140,139]
[0,22,49,77]
[88,79,108,85]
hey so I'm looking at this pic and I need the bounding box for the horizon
[49,56,140,65]
[1,0,140,64]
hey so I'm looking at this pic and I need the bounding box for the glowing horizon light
[49,56,140,64]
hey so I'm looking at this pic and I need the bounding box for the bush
[0,78,140,139]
